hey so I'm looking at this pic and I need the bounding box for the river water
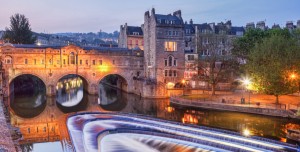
[8,76,300,152]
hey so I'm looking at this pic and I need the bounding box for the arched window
[4,56,12,64]
[70,52,75,64]
[168,56,173,66]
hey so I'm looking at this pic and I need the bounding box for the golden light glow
[166,82,175,89]
[165,106,175,113]
[243,129,251,137]
[182,114,198,124]
[181,80,186,84]
[99,65,109,72]
[290,73,297,79]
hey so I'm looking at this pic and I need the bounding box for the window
[173,70,177,77]
[57,60,60,65]
[80,60,82,65]
[137,71,140,77]
[133,32,139,35]
[112,60,115,65]
[165,70,168,77]
[99,60,102,65]
[86,60,88,65]
[70,52,75,64]
[165,41,177,51]
[63,59,66,65]
[169,70,172,77]
[136,40,138,45]
[168,31,172,36]
[25,59,28,64]
[92,60,95,65]
[173,31,176,36]
[188,55,194,60]
[186,29,191,34]
[173,59,177,66]
[41,59,44,64]
[49,59,52,64]
[168,56,173,66]
[176,31,179,36]
[164,59,167,66]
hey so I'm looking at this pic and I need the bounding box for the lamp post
[242,78,251,105]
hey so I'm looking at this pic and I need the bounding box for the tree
[246,34,300,104]
[3,13,36,44]
[197,33,239,95]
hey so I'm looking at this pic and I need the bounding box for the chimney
[173,10,182,19]
[190,19,193,25]
[151,8,155,15]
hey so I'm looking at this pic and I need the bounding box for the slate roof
[230,26,245,35]
[155,14,182,24]
[127,26,143,36]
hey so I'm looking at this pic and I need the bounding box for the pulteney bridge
[0,43,147,97]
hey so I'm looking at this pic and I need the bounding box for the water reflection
[8,80,300,152]
[56,76,83,107]
[10,75,47,118]
[98,83,127,111]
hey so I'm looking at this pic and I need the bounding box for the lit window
[41,59,44,64]
[165,41,177,51]
[57,60,60,65]
[63,59,65,65]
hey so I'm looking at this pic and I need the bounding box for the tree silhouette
[3,13,36,44]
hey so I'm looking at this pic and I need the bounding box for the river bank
[170,96,300,120]
[0,100,21,152]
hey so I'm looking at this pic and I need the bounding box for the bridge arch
[54,73,90,92]
[97,73,129,92]
[9,74,47,118]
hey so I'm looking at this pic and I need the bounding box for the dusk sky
[1,0,299,33]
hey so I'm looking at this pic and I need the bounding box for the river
[8,75,300,152]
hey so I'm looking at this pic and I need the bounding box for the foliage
[197,34,239,95]
[245,34,300,103]
[3,13,36,44]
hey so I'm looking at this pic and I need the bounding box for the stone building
[143,8,185,88]
[118,23,144,50]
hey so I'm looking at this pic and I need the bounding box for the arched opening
[9,74,46,118]
[55,74,88,113]
[98,74,128,111]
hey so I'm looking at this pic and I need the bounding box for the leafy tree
[197,34,239,95]
[3,13,36,44]
[246,34,300,104]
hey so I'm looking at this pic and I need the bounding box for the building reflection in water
[56,76,83,107]
[7,80,300,151]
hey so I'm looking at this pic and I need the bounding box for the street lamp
[241,78,251,105]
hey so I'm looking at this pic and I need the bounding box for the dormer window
[133,32,139,35]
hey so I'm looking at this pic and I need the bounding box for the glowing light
[243,129,251,137]
[166,82,175,89]
[242,78,251,86]
[99,65,109,72]
[290,73,297,80]
[165,106,174,113]
[182,80,186,84]
[36,42,41,46]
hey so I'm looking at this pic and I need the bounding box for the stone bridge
[0,43,145,97]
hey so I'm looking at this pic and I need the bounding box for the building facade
[118,23,144,50]
[143,8,185,88]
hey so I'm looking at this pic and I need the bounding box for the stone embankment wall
[170,97,299,119]
[0,101,18,152]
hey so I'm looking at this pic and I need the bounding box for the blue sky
[0,0,299,33]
